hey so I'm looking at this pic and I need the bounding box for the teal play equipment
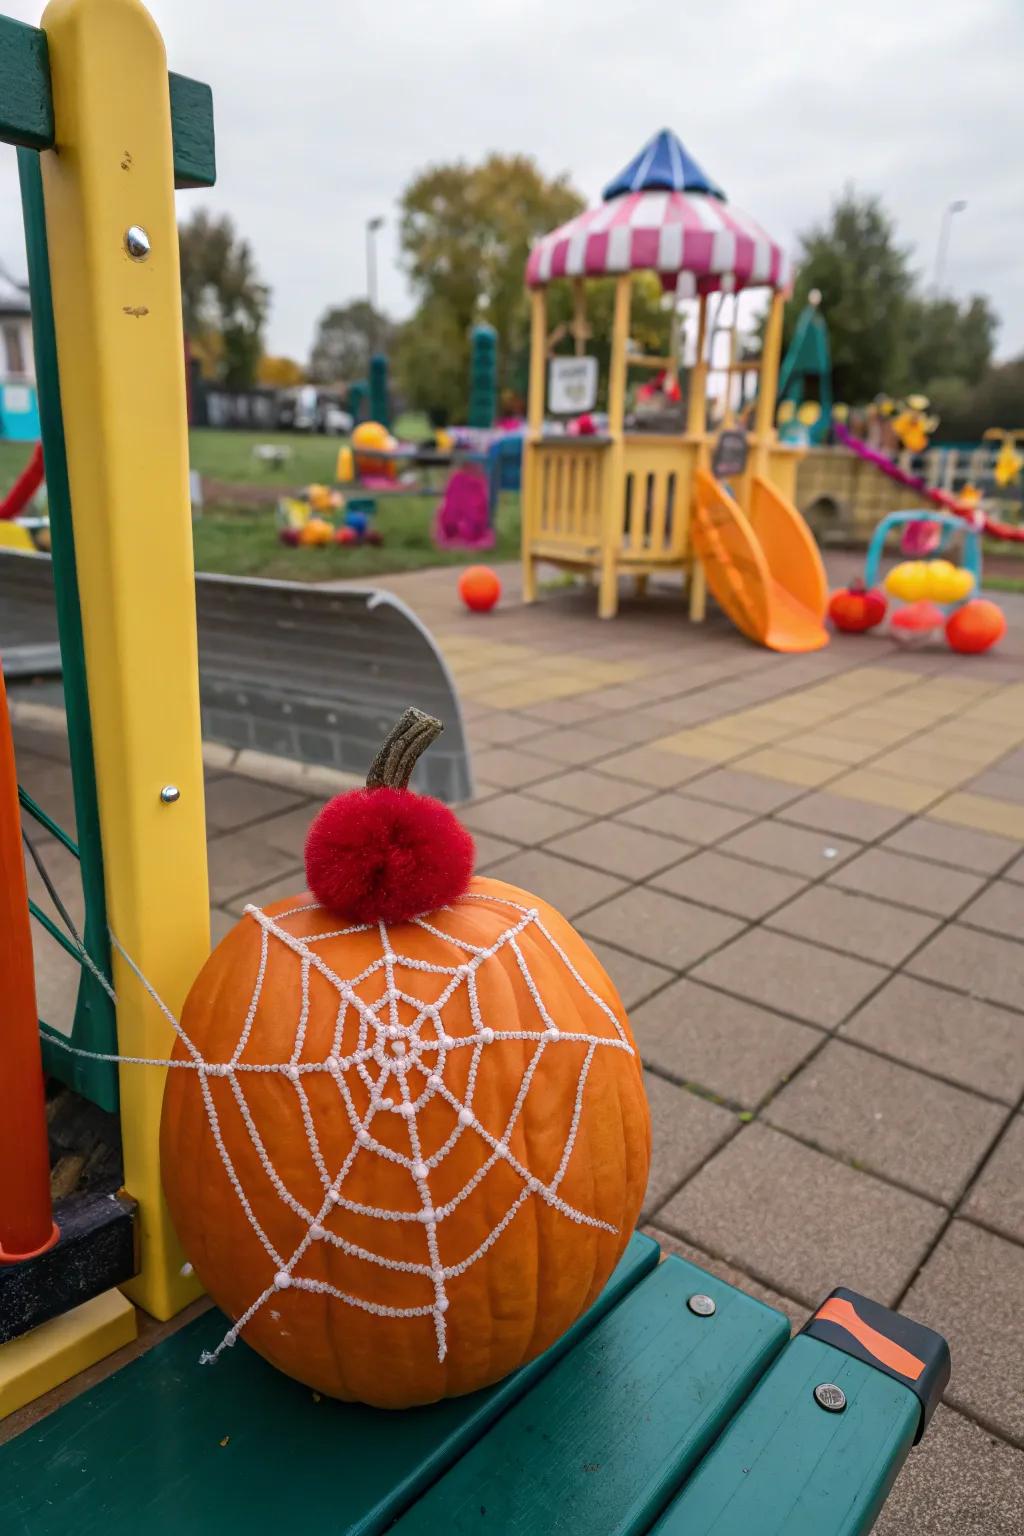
[468,323,497,428]
[368,353,390,428]
[777,291,832,444]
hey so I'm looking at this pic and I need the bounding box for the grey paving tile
[471,747,557,789]
[522,726,629,766]
[692,927,888,1028]
[684,768,804,814]
[766,885,941,966]
[765,1040,1006,1206]
[469,711,546,746]
[874,1404,1024,1536]
[884,818,1021,875]
[907,925,1024,1013]
[719,819,859,877]
[546,819,693,880]
[527,768,651,815]
[632,977,820,1107]
[658,1123,944,1307]
[643,1226,809,1331]
[829,847,986,917]
[203,774,305,833]
[651,850,807,920]
[208,830,307,907]
[776,789,910,842]
[962,1115,1024,1246]
[842,974,1024,1105]
[460,792,589,845]
[485,849,626,920]
[905,1220,1024,1443]
[619,792,754,846]
[224,866,308,916]
[958,879,1024,941]
[1005,850,1024,885]
[588,942,673,1012]
[471,832,523,871]
[641,1072,736,1218]
[967,768,1024,805]
[581,887,744,971]
[593,747,710,789]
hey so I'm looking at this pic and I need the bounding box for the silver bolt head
[687,1293,717,1317]
[813,1382,847,1413]
[160,784,181,804]
[124,225,151,260]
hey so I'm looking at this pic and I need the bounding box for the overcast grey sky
[2,0,1022,365]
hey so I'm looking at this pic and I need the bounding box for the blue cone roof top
[602,129,726,203]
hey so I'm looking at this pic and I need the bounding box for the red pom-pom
[305,787,475,923]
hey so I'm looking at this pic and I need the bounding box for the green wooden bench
[0,1235,947,1535]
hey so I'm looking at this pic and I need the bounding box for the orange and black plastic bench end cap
[801,1287,950,1441]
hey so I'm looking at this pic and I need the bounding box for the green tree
[178,210,269,389]
[781,189,914,404]
[932,354,1024,442]
[395,155,583,419]
[906,293,998,395]
[308,300,394,386]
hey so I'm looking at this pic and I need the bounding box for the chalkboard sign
[712,429,748,479]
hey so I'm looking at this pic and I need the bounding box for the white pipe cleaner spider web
[60,887,638,1368]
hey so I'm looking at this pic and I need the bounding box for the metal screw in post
[124,225,151,260]
[159,784,181,804]
[687,1293,716,1317]
[813,1382,847,1413]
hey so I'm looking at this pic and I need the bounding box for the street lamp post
[933,200,966,295]
[366,215,384,314]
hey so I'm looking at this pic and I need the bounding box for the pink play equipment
[900,518,941,556]
[834,420,1024,544]
[0,442,44,520]
[432,467,495,551]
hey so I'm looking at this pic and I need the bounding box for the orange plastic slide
[692,469,829,652]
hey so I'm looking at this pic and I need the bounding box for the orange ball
[946,599,1006,654]
[459,565,501,613]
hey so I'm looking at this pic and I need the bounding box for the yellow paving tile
[652,730,748,763]
[869,749,977,789]
[912,734,1011,768]
[823,716,919,747]
[484,677,594,708]
[458,664,536,692]
[829,769,942,813]
[927,793,1024,841]
[705,713,790,745]
[739,748,838,787]
[785,732,879,765]
[827,666,922,693]
[744,698,839,726]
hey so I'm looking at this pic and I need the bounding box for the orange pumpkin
[161,712,649,1409]
[828,580,887,633]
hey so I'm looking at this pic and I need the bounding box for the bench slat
[650,1333,919,1536]
[391,1256,789,1536]
[0,1234,658,1536]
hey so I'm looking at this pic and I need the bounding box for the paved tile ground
[12,557,1024,1528]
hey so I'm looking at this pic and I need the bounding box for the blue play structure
[0,379,41,440]
[485,433,522,524]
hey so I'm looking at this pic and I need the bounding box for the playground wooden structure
[520,131,830,650]
[1,10,948,1531]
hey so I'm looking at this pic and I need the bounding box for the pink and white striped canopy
[525,188,790,296]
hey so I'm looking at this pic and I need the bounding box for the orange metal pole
[0,662,59,1262]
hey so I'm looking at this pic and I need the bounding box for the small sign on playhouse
[549,356,599,415]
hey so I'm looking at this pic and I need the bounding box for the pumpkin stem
[366,709,444,791]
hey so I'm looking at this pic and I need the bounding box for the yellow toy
[352,420,397,479]
[985,429,1024,488]
[335,445,355,483]
[307,483,342,514]
[885,559,974,604]
[298,516,334,546]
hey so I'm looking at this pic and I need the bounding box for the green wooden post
[17,147,118,1111]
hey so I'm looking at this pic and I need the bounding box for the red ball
[459,565,501,613]
[279,526,301,547]
[946,599,1006,654]
[304,787,475,924]
[334,526,359,545]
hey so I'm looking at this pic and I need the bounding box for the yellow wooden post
[521,286,547,603]
[752,289,786,479]
[598,273,631,619]
[685,293,710,621]
[40,0,208,1320]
